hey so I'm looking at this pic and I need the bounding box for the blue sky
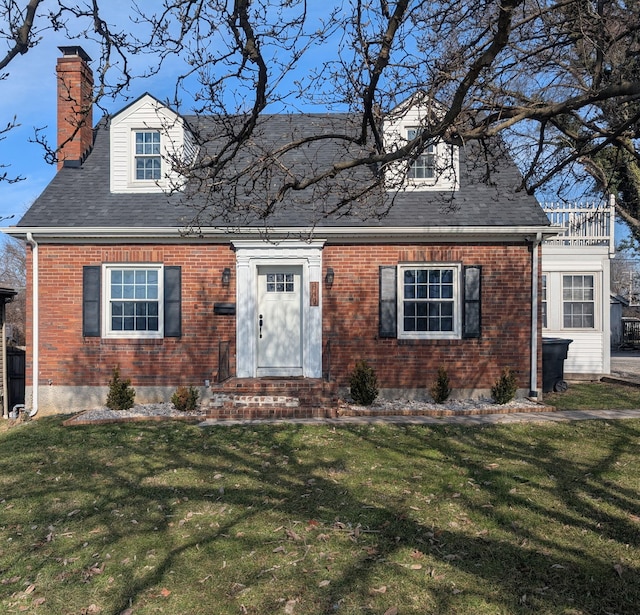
[0,1,631,245]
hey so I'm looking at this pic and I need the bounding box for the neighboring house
[5,47,555,417]
[610,294,628,349]
[541,200,615,380]
[0,286,17,417]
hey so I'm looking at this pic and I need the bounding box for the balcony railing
[542,197,615,253]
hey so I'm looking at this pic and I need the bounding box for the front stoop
[205,378,339,420]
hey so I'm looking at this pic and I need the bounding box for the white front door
[257,265,303,376]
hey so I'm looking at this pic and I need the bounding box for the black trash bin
[542,338,572,393]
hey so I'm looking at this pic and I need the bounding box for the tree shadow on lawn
[0,418,639,614]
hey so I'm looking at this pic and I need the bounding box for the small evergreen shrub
[106,366,136,410]
[171,385,199,412]
[430,365,452,404]
[349,360,379,406]
[491,367,518,404]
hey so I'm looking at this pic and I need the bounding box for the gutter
[25,233,39,417]
[5,224,559,243]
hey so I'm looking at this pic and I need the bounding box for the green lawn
[1,410,639,614]
[545,380,640,410]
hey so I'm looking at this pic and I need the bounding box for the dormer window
[135,131,161,180]
[382,95,459,192]
[407,128,436,180]
[110,94,195,194]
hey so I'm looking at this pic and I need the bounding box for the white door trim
[233,240,325,378]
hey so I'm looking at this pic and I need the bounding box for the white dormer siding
[383,95,459,192]
[110,94,194,194]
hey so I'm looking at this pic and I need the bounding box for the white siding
[542,245,611,376]
[110,94,193,194]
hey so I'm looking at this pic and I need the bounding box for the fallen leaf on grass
[284,599,297,614]
[370,586,387,594]
[286,528,302,541]
[614,563,624,578]
[319,580,331,587]
[24,584,36,595]
[159,588,171,597]
[383,608,398,615]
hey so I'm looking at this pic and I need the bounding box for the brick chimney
[56,46,94,169]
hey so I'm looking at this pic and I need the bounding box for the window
[83,265,181,338]
[106,267,161,336]
[266,272,294,293]
[541,274,547,328]
[563,275,594,328]
[105,266,163,338]
[399,265,460,338]
[135,131,161,180]
[407,128,436,179]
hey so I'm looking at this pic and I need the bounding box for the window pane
[401,266,457,336]
[108,267,161,335]
[562,275,595,328]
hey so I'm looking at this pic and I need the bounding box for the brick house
[5,47,554,417]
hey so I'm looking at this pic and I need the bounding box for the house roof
[0,287,17,303]
[15,110,550,233]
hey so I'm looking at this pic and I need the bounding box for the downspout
[2,304,7,418]
[25,233,39,417]
[529,232,542,399]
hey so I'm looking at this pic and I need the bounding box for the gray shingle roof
[17,112,550,229]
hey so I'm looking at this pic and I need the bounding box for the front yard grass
[1,414,639,614]
[545,380,640,410]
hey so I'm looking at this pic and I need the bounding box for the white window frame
[542,270,599,331]
[398,264,461,340]
[406,128,437,180]
[102,264,164,339]
[562,274,595,329]
[133,130,162,182]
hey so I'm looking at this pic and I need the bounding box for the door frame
[233,240,325,378]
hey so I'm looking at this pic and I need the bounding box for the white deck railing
[542,196,615,253]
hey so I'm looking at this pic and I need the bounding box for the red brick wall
[322,243,539,392]
[26,244,236,388]
[24,240,541,394]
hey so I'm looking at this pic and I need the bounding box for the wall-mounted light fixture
[325,267,335,287]
[222,267,231,287]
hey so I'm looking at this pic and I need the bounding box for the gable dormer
[109,93,196,194]
[383,93,459,192]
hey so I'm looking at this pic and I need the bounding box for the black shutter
[463,265,481,339]
[82,266,101,337]
[379,266,397,338]
[164,266,182,337]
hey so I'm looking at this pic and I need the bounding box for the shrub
[491,367,518,404]
[171,385,200,412]
[106,366,136,410]
[349,360,379,406]
[430,365,452,404]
